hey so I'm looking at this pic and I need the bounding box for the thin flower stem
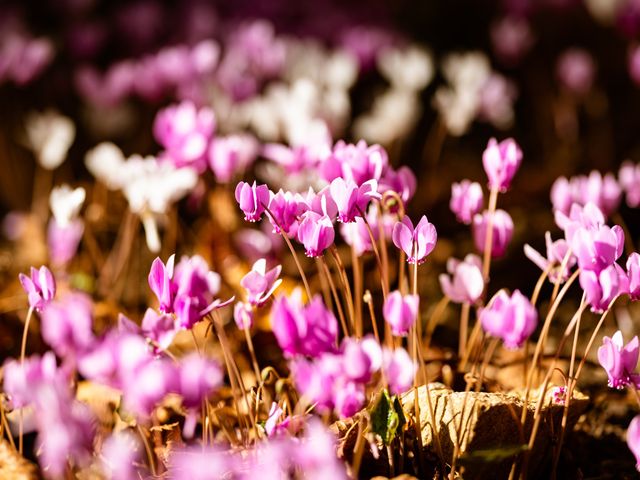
[482,186,500,280]
[137,425,157,476]
[330,246,356,335]
[363,290,382,352]
[351,418,366,477]
[424,296,450,351]
[243,327,261,382]
[18,306,33,455]
[357,206,388,299]
[531,263,553,308]
[320,257,349,338]
[0,403,16,451]
[520,268,580,425]
[262,204,312,300]
[459,303,470,360]
[351,246,363,337]
[550,249,573,306]
[377,204,390,296]
[315,258,333,309]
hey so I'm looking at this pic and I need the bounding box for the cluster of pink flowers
[0,21,54,86]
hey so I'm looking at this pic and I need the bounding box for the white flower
[354,89,421,145]
[84,142,126,190]
[25,110,75,169]
[49,185,86,227]
[377,45,434,92]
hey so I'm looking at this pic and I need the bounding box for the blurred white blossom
[25,110,76,170]
[49,185,85,227]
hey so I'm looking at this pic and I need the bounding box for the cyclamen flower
[378,166,417,206]
[524,232,576,283]
[25,110,75,170]
[101,432,142,480]
[3,351,66,409]
[556,48,595,95]
[628,253,640,301]
[235,181,270,222]
[579,264,627,313]
[322,140,389,185]
[297,211,335,257]
[341,336,382,383]
[382,347,416,395]
[329,177,380,223]
[48,185,86,265]
[439,254,484,304]
[118,309,177,353]
[19,265,56,312]
[233,301,254,330]
[209,134,259,183]
[480,290,537,349]
[551,172,622,217]
[627,415,640,471]
[598,331,640,389]
[153,100,215,173]
[178,353,223,436]
[392,215,437,264]
[472,209,514,258]
[450,180,484,224]
[555,202,606,240]
[40,293,95,357]
[619,161,640,208]
[241,259,282,307]
[383,290,420,336]
[123,357,178,417]
[266,189,308,237]
[271,290,338,357]
[482,137,522,192]
[569,223,624,273]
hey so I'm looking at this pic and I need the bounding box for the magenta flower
[153,100,215,173]
[619,161,640,208]
[472,209,514,259]
[240,259,282,307]
[628,253,640,301]
[480,290,537,349]
[579,264,627,313]
[208,134,259,183]
[555,202,606,239]
[341,336,382,383]
[233,301,254,330]
[482,137,522,192]
[40,293,95,357]
[551,172,621,217]
[439,254,485,304]
[178,353,223,409]
[378,166,417,206]
[3,351,66,409]
[450,180,484,224]
[628,415,640,471]
[382,347,416,395]
[101,432,142,480]
[266,189,308,237]
[329,177,380,223]
[383,290,420,337]
[19,265,56,312]
[297,211,335,257]
[235,181,270,222]
[118,309,177,353]
[148,254,177,313]
[597,330,640,389]
[323,140,388,185]
[291,354,341,411]
[392,215,437,264]
[524,232,576,283]
[271,290,338,358]
[556,48,595,95]
[47,218,84,266]
[123,357,178,417]
[333,379,365,418]
[569,223,624,273]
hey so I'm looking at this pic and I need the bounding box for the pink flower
[208,134,259,183]
[383,290,420,337]
[556,48,595,95]
[333,379,365,418]
[3,351,66,409]
[148,255,176,313]
[341,336,382,383]
[235,181,270,222]
[323,140,388,185]
[101,432,142,480]
[480,290,537,349]
[619,161,640,208]
[392,215,437,264]
[598,331,640,389]
[629,44,640,86]
[382,347,416,395]
[47,218,84,266]
[123,358,178,417]
[153,100,215,173]
[579,264,627,313]
[628,253,640,301]
[118,309,177,353]
[627,415,640,471]
[40,293,96,357]
[329,177,380,223]
[378,166,417,206]
[439,254,485,304]
[482,137,522,192]
[271,290,338,358]
[19,265,56,312]
[297,211,335,257]
[569,223,624,273]
[240,259,282,307]
[450,180,484,224]
[524,232,576,282]
[233,301,254,330]
[472,209,514,259]
[178,353,223,409]
[266,189,308,237]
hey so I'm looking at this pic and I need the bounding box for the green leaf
[370,389,403,445]
[459,444,529,465]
